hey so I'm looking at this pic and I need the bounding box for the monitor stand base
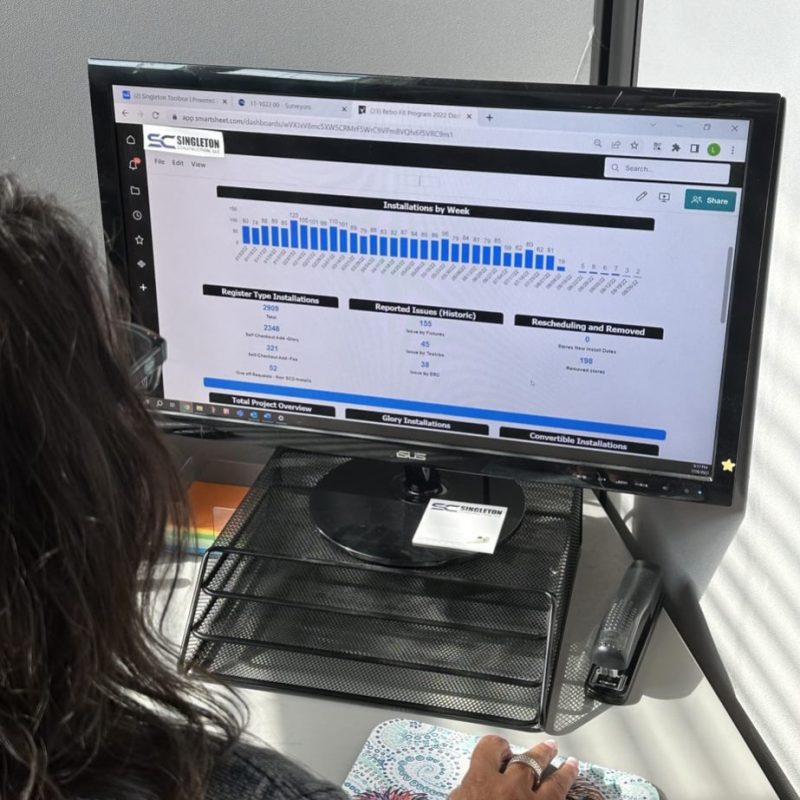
[309,459,525,567]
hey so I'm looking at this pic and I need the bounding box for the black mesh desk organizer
[180,449,582,729]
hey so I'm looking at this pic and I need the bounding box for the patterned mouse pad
[343,719,659,800]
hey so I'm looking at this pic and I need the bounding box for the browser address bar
[178,111,456,140]
[604,157,731,185]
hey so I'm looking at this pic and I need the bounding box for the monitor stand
[309,459,525,567]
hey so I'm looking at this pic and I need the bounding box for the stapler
[585,560,663,704]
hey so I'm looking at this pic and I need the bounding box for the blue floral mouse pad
[343,719,659,800]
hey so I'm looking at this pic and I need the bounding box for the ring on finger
[506,753,544,788]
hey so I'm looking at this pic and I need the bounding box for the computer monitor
[88,60,782,546]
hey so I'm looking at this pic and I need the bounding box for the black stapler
[585,560,663,704]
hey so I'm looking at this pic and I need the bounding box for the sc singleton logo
[146,132,177,149]
[430,501,503,516]
[143,125,225,157]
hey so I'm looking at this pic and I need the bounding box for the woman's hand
[448,736,578,800]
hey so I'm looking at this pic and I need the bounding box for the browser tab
[114,86,233,108]
[351,101,477,125]
[233,94,351,117]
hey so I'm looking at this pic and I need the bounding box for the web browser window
[113,85,749,479]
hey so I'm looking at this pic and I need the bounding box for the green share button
[684,189,737,212]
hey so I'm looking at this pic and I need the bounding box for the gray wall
[1,0,596,236]
[612,2,800,797]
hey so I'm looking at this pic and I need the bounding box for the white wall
[18,0,796,790]
[0,0,595,235]
[616,2,800,797]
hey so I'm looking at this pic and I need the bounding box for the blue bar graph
[239,219,566,272]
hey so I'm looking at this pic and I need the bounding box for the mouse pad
[343,718,659,800]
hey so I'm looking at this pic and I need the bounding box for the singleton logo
[142,125,225,158]
[430,502,503,516]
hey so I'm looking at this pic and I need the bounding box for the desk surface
[158,455,776,800]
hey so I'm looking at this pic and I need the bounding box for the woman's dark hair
[0,174,243,799]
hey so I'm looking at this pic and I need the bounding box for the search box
[604,157,730,185]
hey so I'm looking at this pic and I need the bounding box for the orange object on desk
[171,480,250,553]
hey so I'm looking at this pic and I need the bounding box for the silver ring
[506,753,544,787]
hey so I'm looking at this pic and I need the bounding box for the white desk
[158,446,776,800]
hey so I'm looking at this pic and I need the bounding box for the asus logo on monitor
[396,450,427,461]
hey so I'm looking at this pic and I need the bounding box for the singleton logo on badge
[430,502,503,516]
[143,125,225,158]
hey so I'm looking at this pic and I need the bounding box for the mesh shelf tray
[180,449,582,729]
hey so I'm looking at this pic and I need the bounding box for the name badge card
[412,499,508,554]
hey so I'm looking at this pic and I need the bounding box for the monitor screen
[88,61,783,506]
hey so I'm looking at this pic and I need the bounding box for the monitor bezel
[88,59,784,505]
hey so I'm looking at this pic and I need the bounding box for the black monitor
[88,60,782,544]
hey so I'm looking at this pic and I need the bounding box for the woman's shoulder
[206,740,350,800]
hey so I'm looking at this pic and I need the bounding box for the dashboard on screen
[89,61,783,505]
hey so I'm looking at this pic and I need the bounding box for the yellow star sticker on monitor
[721,458,736,472]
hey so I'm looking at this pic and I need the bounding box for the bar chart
[238,216,566,272]
[225,190,643,296]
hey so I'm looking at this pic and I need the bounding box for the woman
[0,174,578,799]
